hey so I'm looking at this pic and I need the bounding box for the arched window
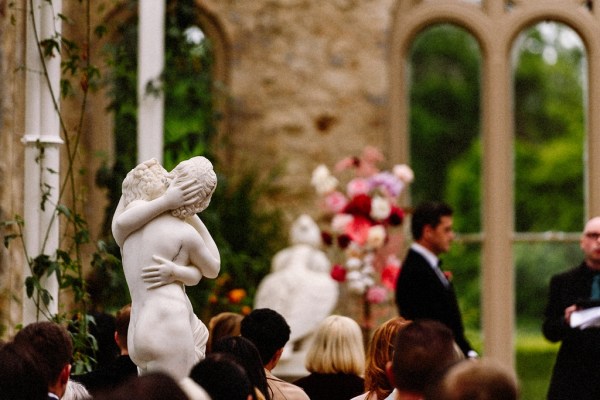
[389,0,600,369]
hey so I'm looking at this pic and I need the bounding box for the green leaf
[41,289,52,306]
[25,277,35,298]
[3,234,19,249]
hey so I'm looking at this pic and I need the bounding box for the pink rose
[347,178,370,198]
[324,191,348,213]
[366,285,388,304]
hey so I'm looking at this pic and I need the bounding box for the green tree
[442,23,585,324]
[409,24,481,205]
[95,0,285,316]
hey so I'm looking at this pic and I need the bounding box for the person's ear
[386,361,395,387]
[60,364,71,384]
[423,224,433,239]
[115,331,125,349]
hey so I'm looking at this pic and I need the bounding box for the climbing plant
[2,0,112,373]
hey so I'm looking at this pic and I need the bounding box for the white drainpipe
[137,0,165,163]
[22,0,63,324]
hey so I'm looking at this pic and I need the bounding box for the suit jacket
[395,248,473,356]
[71,354,138,395]
[266,369,310,400]
[543,262,600,400]
[293,372,364,400]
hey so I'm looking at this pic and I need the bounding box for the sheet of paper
[570,306,600,329]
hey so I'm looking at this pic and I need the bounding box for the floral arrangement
[311,146,414,305]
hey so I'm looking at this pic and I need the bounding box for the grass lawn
[466,327,559,400]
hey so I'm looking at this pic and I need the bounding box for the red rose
[387,206,404,226]
[382,264,401,290]
[321,231,333,246]
[343,194,372,218]
[337,234,352,249]
[331,264,347,282]
[443,271,453,282]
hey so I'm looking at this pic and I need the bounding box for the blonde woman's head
[305,315,365,375]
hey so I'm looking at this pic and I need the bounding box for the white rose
[311,165,338,194]
[393,164,414,184]
[362,276,375,287]
[363,252,375,265]
[361,265,375,276]
[345,257,363,271]
[370,196,392,221]
[367,225,386,249]
[346,270,362,281]
[347,278,367,295]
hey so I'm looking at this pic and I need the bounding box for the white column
[137,0,165,163]
[22,0,63,324]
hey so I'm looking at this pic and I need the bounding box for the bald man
[543,216,600,400]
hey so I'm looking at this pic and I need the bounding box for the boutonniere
[443,270,453,282]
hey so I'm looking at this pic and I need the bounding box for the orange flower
[228,288,247,304]
[241,305,252,315]
[208,294,218,304]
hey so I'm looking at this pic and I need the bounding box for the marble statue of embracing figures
[112,156,220,381]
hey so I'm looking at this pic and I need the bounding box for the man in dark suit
[395,201,476,358]
[543,216,600,400]
[72,304,138,395]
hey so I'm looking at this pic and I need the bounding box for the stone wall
[0,0,399,332]
[203,0,396,221]
[0,0,27,336]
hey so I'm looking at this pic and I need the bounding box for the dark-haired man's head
[0,341,47,400]
[212,335,270,400]
[13,321,73,398]
[240,308,291,370]
[115,304,131,353]
[411,201,454,255]
[387,319,461,397]
[190,352,253,400]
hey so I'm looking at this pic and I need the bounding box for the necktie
[591,275,600,300]
[434,262,449,287]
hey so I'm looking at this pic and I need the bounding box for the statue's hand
[142,256,177,289]
[163,176,202,210]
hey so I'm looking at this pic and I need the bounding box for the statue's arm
[112,179,201,247]
[141,255,203,289]
[185,215,220,262]
[186,228,221,279]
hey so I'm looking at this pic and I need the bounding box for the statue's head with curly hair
[122,159,169,207]
[170,156,217,219]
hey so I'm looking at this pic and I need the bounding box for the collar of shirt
[411,242,439,268]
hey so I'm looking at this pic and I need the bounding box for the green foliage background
[410,22,585,399]
[93,0,285,317]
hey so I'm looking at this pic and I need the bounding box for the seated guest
[386,319,462,400]
[352,317,412,400]
[212,335,271,400]
[190,352,254,400]
[93,372,189,400]
[72,304,137,395]
[425,358,519,400]
[207,311,243,353]
[0,341,47,400]
[241,308,310,400]
[13,321,73,400]
[293,315,366,400]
